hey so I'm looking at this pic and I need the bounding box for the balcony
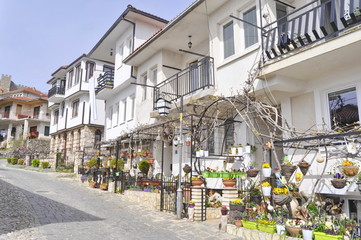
[27,131,39,139]
[153,56,215,109]
[1,112,9,118]
[48,86,65,103]
[263,0,361,61]
[95,71,114,99]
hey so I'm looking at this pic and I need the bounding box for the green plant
[138,160,150,174]
[250,188,261,196]
[31,159,40,167]
[11,157,19,165]
[231,198,244,205]
[56,164,74,173]
[87,158,99,168]
[306,202,319,217]
[110,158,124,170]
[7,158,12,164]
[17,159,24,165]
[40,161,50,169]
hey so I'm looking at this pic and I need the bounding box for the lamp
[110,48,113,56]
[156,97,171,117]
[188,35,192,49]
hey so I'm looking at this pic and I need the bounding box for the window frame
[86,61,95,82]
[72,99,80,118]
[74,64,81,85]
[223,21,235,59]
[67,69,74,88]
[54,109,59,124]
[141,73,148,101]
[243,6,259,48]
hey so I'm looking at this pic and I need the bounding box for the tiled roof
[3,87,46,96]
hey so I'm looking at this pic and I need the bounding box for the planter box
[314,232,343,240]
[229,204,245,212]
[258,223,276,233]
[242,220,258,230]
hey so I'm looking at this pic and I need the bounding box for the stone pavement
[0,160,239,240]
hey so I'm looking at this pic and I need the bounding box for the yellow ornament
[295,172,303,182]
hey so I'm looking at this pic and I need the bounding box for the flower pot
[188,204,195,208]
[148,158,155,164]
[262,186,272,197]
[242,220,258,230]
[331,179,347,189]
[298,163,310,175]
[204,150,209,157]
[262,168,272,178]
[273,194,292,205]
[88,181,97,188]
[209,172,219,178]
[202,171,210,178]
[314,232,342,240]
[285,225,302,237]
[221,209,228,215]
[192,179,204,187]
[237,147,243,156]
[302,229,313,240]
[222,179,237,188]
[250,195,262,204]
[231,147,237,155]
[247,169,259,177]
[276,224,286,235]
[196,151,202,158]
[281,165,297,181]
[229,204,245,212]
[234,219,243,227]
[258,223,276,233]
[183,164,191,174]
[342,165,359,177]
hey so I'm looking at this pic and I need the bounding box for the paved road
[0,160,237,240]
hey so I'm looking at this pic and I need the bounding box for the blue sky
[0,0,195,93]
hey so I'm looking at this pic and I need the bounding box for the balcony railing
[153,56,215,109]
[263,0,361,61]
[1,112,9,118]
[95,71,114,93]
[48,86,65,98]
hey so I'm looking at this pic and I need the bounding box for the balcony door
[4,106,10,118]
[33,106,40,119]
[16,104,22,117]
[189,60,200,92]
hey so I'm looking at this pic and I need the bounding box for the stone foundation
[122,190,160,210]
[227,224,302,240]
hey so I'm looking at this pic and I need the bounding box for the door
[33,106,40,119]
[16,104,22,117]
[4,106,10,118]
[189,61,199,92]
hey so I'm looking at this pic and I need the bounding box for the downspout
[123,18,136,79]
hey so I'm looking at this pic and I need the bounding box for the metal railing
[153,56,215,109]
[263,0,361,61]
[48,86,65,98]
[95,71,114,93]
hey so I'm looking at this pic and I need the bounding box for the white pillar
[23,119,29,140]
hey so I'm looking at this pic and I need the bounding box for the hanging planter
[281,165,297,181]
[331,179,347,189]
[183,164,192,174]
[342,165,359,177]
[298,161,310,175]
[247,168,259,178]
[273,194,292,205]
[222,179,237,188]
[262,186,272,197]
[262,163,272,177]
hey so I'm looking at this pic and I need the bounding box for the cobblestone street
[0,160,237,240]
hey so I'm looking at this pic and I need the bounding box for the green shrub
[56,164,74,173]
[88,158,99,168]
[40,161,50,169]
[11,158,19,165]
[7,158,12,164]
[138,160,150,174]
[110,158,124,170]
[17,159,25,165]
[31,159,40,167]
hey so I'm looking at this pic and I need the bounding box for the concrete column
[191,187,206,221]
[221,188,238,207]
[6,123,12,143]
[23,119,29,140]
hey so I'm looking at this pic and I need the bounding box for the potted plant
[220,205,228,215]
[331,173,347,189]
[314,220,344,240]
[188,200,195,208]
[257,219,276,233]
[262,163,272,177]
[300,221,316,240]
[250,187,262,204]
[285,219,305,237]
[281,155,297,181]
[247,165,259,178]
[273,187,292,205]
[185,136,191,146]
[237,144,243,156]
[229,198,245,212]
[222,177,237,188]
[341,159,359,177]
[100,183,108,190]
[298,160,310,175]
[261,181,272,197]
[138,160,150,175]
[241,209,258,230]
[191,175,204,187]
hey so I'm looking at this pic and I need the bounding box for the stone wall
[122,190,160,210]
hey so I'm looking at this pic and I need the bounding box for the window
[72,99,80,118]
[276,3,287,33]
[122,99,127,123]
[44,126,50,136]
[67,70,74,88]
[108,106,113,129]
[224,119,235,151]
[33,106,40,119]
[223,21,235,58]
[74,64,81,85]
[126,37,133,56]
[328,87,359,129]
[114,103,119,126]
[118,44,124,65]
[61,101,65,117]
[54,110,59,124]
[244,7,258,48]
[150,68,157,98]
[86,62,95,81]
[130,95,135,120]
[141,74,148,101]
[95,129,101,143]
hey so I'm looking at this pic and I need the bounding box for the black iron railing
[263,0,361,61]
[153,56,215,109]
[95,71,114,93]
[48,86,65,98]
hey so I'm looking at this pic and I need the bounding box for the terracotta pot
[192,179,204,187]
[222,179,237,188]
[148,158,155,164]
[234,220,243,227]
[121,152,126,157]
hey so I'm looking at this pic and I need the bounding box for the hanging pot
[281,165,297,181]
[298,163,310,175]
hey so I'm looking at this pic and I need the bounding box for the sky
[0,0,195,93]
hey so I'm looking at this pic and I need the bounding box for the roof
[50,54,87,77]
[0,87,47,97]
[88,4,168,56]
[0,96,48,104]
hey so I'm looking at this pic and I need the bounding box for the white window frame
[114,103,119,127]
[150,67,158,98]
[121,98,127,123]
[67,70,74,88]
[74,64,81,85]
[108,106,113,129]
[243,6,259,48]
[141,73,148,101]
[222,20,235,59]
[130,95,135,121]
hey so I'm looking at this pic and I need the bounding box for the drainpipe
[123,18,136,79]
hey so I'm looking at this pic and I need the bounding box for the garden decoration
[341,159,359,177]
[183,164,192,174]
[220,206,228,215]
[331,173,346,189]
[230,198,245,212]
[261,181,272,197]
[188,200,195,221]
[298,160,310,175]
[222,177,237,188]
[257,219,276,234]
[281,159,297,182]
[191,176,204,187]
[262,163,272,178]
[300,222,316,240]
[273,187,292,205]
[285,219,305,237]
